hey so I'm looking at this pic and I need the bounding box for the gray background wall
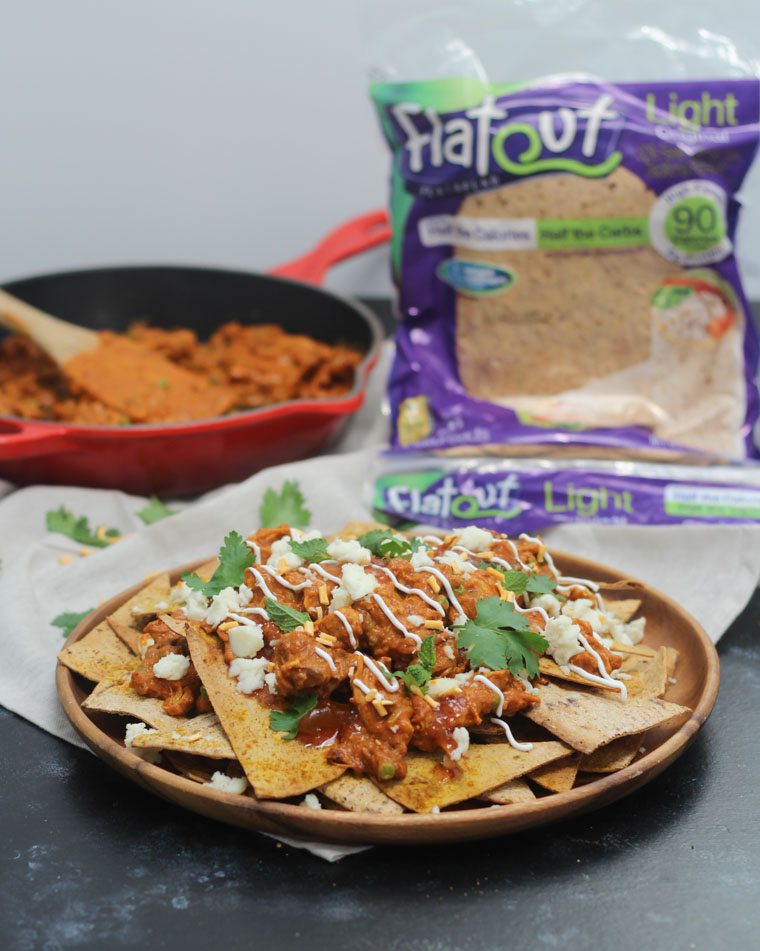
[2,0,759,298]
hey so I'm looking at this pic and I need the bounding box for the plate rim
[56,549,720,844]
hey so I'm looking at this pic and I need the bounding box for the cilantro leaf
[136,496,176,526]
[289,537,329,564]
[394,635,437,694]
[46,507,120,548]
[265,598,310,633]
[259,481,311,529]
[52,609,93,638]
[485,564,557,597]
[270,692,318,740]
[457,596,548,677]
[358,529,413,559]
[182,531,255,597]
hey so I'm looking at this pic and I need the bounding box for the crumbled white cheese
[326,538,372,565]
[436,549,476,574]
[229,657,268,693]
[443,643,456,660]
[205,771,248,795]
[228,622,264,658]
[237,584,253,606]
[330,563,378,610]
[407,613,425,628]
[608,615,646,645]
[543,616,584,667]
[427,677,460,699]
[171,581,209,621]
[264,671,278,695]
[205,586,247,628]
[531,593,563,618]
[450,726,470,762]
[154,600,168,611]
[430,805,440,814]
[267,536,305,570]
[289,528,322,542]
[455,525,494,552]
[152,652,190,681]
[301,793,322,810]
[410,547,434,570]
[124,722,158,748]
[454,671,474,684]
[562,598,608,634]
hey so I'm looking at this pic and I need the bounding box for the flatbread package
[371,43,760,460]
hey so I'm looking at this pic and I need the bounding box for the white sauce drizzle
[490,555,513,572]
[490,717,534,752]
[474,674,505,717]
[306,564,341,585]
[249,568,276,601]
[518,532,606,609]
[570,631,627,698]
[260,564,312,592]
[333,610,357,648]
[370,563,445,615]
[371,593,422,646]
[512,602,550,626]
[359,653,399,693]
[417,566,467,623]
[241,606,270,621]
[501,539,530,570]
[419,536,443,546]
[226,611,259,626]
[314,647,337,673]
[245,539,262,562]
[353,677,371,695]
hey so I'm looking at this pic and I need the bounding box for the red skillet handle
[0,420,74,460]
[270,210,391,286]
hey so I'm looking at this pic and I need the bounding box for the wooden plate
[56,552,719,846]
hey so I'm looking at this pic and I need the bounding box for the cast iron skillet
[0,211,389,496]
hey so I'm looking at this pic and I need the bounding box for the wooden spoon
[0,288,237,423]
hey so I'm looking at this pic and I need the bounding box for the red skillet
[0,211,390,496]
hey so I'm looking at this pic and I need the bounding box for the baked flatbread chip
[129,713,235,760]
[379,742,569,813]
[524,682,690,755]
[107,572,172,653]
[184,622,344,799]
[529,754,581,793]
[480,778,537,806]
[606,599,642,624]
[58,621,137,683]
[320,774,404,815]
[538,657,621,692]
[580,735,643,774]
[84,679,191,732]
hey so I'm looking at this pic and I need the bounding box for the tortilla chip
[606,599,642,623]
[524,682,691,755]
[609,641,657,657]
[379,742,569,813]
[664,646,679,679]
[529,754,581,793]
[480,778,537,806]
[184,622,344,799]
[83,679,190,732]
[193,559,219,581]
[579,735,642,773]
[129,713,235,760]
[625,646,671,699]
[107,572,172,653]
[538,657,621,692]
[58,621,137,683]
[320,774,404,815]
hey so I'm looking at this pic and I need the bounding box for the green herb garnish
[289,537,329,564]
[259,481,311,529]
[183,531,255,597]
[265,598,310,633]
[457,597,548,677]
[484,563,557,597]
[357,529,423,560]
[46,507,121,548]
[52,609,93,638]
[136,496,176,526]
[270,692,318,740]
[394,635,437,694]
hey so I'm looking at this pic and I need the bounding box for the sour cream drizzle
[417,566,467,623]
[359,653,399,692]
[370,563,445,615]
[490,717,534,752]
[570,631,627,698]
[245,540,262,562]
[371,593,422,646]
[518,532,606,609]
[226,611,260,626]
[333,610,357,648]
[305,564,341,585]
[353,677,371,695]
[512,602,550,626]
[314,647,337,673]
[474,674,504,717]
[249,568,276,601]
[260,564,312,592]
[241,606,270,621]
